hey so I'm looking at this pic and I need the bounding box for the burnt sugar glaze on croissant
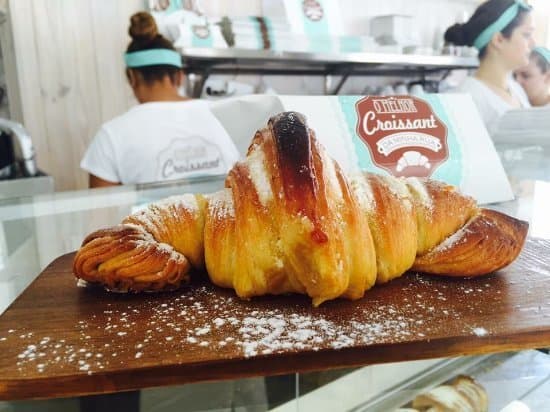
[73,111,529,306]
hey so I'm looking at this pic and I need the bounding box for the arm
[89,173,120,188]
[82,126,121,188]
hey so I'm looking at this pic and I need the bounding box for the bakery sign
[355,96,448,178]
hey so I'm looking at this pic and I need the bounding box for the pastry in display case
[275,352,549,412]
[411,375,488,411]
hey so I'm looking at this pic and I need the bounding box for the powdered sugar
[406,177,433,211]
[472,327,488,337]
[319,146,343,201]
[348,173,374,211]
[207,189,235,220]
[4,273,504,377]
[76,279,89,288]
[155,194,199,214]
[246,145,273,206]
[132,237,186,265]
[429,223,471,253]
[380,176,413,213]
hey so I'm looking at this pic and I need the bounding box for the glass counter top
[0,175,227,315]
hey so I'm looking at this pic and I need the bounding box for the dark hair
[444,0,530,59]
[126,11,181,85]
[531,50,549,73]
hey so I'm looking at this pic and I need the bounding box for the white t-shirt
[81,100,240,184]
[454,76,531,135]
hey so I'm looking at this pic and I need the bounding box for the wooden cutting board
[1,238,549,400]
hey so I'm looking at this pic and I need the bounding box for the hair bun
[444,23,468,46]
[129,12,158,43]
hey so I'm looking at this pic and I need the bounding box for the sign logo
[302,0,324,21]
[355,96,448,178]
[156,136,225,180]
[192,24,210,39]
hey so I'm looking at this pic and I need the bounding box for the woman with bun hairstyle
[515,47,550,106]
[81,12,240,188]
[444,0,536,134]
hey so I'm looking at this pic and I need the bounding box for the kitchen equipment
[370,15,420,47]
[0,118,37,178]
[0,131,15,179]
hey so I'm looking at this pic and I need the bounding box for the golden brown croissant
[73,111,528,306]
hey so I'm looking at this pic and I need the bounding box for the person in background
[444,0,536,134]
[81,11,240,188]
[515,47,550,107]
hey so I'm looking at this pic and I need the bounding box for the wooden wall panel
[8,0,51,176]
[8,0,143,191]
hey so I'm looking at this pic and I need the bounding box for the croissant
[412,375,488,412]
[73,111,528,306]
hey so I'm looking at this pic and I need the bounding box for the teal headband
[533,46,550,64]
[124,49,182,68]
[473,0,531,51]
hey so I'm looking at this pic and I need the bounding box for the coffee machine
[0,118,37,180]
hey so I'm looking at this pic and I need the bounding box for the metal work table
[180,48,479,96]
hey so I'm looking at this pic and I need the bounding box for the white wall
[530,0,550,46]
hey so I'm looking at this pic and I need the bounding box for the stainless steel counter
[0,174,54,200]
[179,47,479,96]
[180,47,478,68]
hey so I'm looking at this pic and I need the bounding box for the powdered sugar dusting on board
[2,275,505,377]
[472,327,488,337]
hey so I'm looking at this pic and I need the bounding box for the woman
[81,12,240,188]
[444,0,536,134]
[515,47,550,107]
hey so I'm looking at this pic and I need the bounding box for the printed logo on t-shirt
[156,136,226,180]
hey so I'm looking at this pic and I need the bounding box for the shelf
[180,47,478,69]
[179,47,479,96]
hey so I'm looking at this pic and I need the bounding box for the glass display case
[0,164,549,411]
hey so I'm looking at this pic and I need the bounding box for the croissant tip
[268,111,307,127]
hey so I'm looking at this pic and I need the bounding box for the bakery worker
[81,12,240,188]
[515,46,550,107]
[444,0,536,134]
